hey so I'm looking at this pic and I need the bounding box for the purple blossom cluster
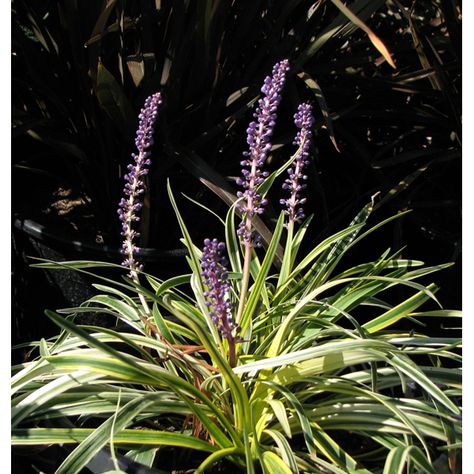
[117,92,162,274]
[236,59,290,245]
[280,102,314,224]
[200,239,240,341]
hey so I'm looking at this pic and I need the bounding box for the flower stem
[236,242,252,326]
[228,337,237,368]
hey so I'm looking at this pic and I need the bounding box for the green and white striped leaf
[55,396,158,474]
[383,445,435,474]
[240,212,284,333]
[267,399,292,438]
[261,451,294,474]
[362,283,438,333]
[263,429,299,473]
[12,427,217,452]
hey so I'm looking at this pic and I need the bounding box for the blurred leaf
[297,71,340,152]
[126,58,145,87]
[373,164,429,211]
[12,113,50,138]
[373,149,460,169]
[296,0,387,68]
[85,0,118,46]
[23,4,59,54]
[39,338,50,358]
[95,61,135,136]
[226,87,249,107]
[330,0,396,68]
[26,129,88,163]
[401,1,443,91]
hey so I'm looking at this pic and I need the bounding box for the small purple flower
[201,239,240,341]
[236,59,290,246]
[117,92,162,274]
[280,102,314,224]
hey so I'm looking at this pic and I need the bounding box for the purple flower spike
[201,239,241,342]
[237,59,290,246]
[281,102,314,224]
[118,92,162,275]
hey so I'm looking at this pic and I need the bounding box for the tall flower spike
[200,239,240,343]
[117,92,162,276]
[236,59,290,246]
[280,102,314,224]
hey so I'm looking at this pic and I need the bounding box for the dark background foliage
[12,0,461,343]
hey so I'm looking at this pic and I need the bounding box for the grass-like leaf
[12,427,217,452]
[240,213,284,334]
[383,445,436,474]
[261,451,294,474]
[55,396,157,474]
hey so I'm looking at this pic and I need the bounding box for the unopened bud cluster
[280,102,314,223]
[201,239,241,341]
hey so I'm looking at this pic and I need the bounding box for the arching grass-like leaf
[194,447,244,474]
[225,203,243,276]
[240,213,284,334]
[387,353,460,415]
[330,0,396,68]
[12,427,217,452]
[263,381,359,471]
[12,371,104,428]
[266,399,292,438]
[263,429,299,473]
[167,180,203,282]
[362,283,439,334]
[383,445,436,474]
[261,451,294,474]
[55,396,158,474]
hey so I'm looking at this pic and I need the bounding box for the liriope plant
[12,60,461,474]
